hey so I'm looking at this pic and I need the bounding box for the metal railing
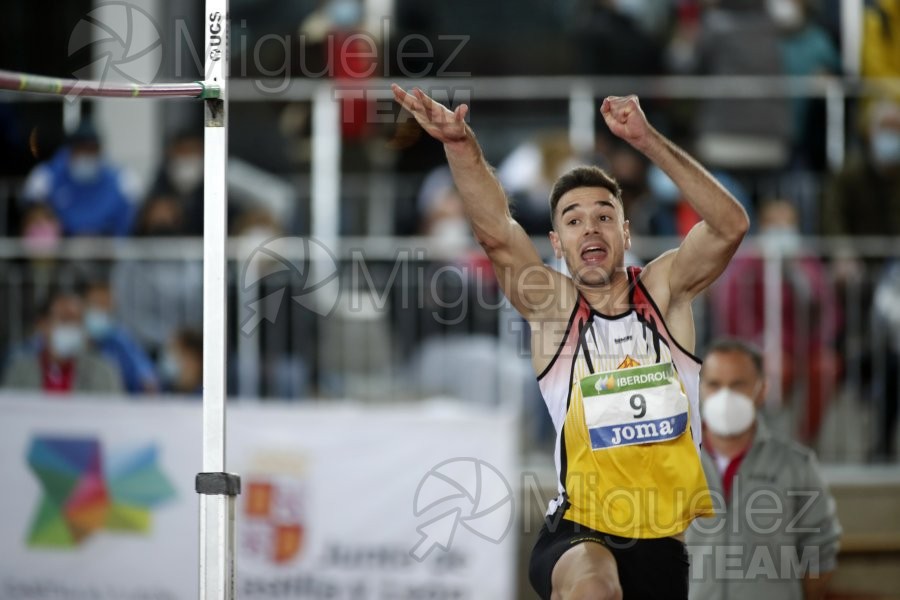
[0,235,897,460]
[6,74,900,238]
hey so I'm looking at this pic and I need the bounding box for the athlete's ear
[549,230,563,259]
[623,219,632,250]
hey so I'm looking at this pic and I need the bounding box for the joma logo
[609,419,675,445]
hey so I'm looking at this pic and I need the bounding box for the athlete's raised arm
[392,84,568,320]
[600,95,749,309]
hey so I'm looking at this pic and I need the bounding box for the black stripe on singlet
[634,307,665,363]
[627,271,664,363]
[556,320,584,519]
[577,317,595,374]
[635,276,703,365]
[586,322,602,366]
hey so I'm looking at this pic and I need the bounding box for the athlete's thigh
[551,541,621,599]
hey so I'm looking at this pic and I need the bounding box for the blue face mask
[159,350,181,383]
[84,309,114,340]
[69,155,101,183]
[872,131,900,168]
[328,0,361,27]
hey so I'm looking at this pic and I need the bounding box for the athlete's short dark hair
[549,166,622,228]
[703,338,764,377]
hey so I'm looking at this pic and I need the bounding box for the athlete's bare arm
[600,95,749,351]
[392,85,575,344]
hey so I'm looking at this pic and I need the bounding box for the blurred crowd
[1,0,899,459]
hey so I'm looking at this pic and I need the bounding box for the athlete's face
[700,351,766,408]
[549,187,630,287]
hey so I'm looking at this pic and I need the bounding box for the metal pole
[311,83,341,392]
[312,83,341,245]
[197,0,239,599]
[825,80,846,171]
[568,82,595,157]
[763,248,784,411]
[841,0,864,76]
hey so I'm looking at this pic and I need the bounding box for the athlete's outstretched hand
[601,95,654,151]
[392,84,470,145]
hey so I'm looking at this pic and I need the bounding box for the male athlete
[393,86,749,599]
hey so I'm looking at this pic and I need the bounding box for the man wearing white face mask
[149,132,205,235]
[2,289,123,395]
[148,131,240,235]
[686,339,841,600]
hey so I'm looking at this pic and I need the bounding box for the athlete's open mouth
[580,244,608,264]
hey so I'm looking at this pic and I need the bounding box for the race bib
[579,362,688,450]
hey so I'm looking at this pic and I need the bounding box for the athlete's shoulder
[630,252,675,309]
[525,266,580,324]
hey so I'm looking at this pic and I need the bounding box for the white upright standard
[196,0,239,598]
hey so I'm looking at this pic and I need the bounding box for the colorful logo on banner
[26,436,176,548]
[241,452,309,566]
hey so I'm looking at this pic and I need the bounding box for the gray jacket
[686,420,842,600]
[2,351,124,394]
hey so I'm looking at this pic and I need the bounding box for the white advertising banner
[0,395,519,600]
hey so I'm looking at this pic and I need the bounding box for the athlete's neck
[576,268,632,314]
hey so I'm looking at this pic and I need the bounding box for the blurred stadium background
[0,0,899,598]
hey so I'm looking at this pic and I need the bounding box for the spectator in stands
[405,167,538,426]
[769,0,841,169]
[712,199,840,443]
[83,278,159,394]
[1,295,51,378]
[19,203,62,255]
[862,0,900,100]
[645,162,755,237]
[605,142,650,231]
[416,166,472,251]
[159,328,203,395]
[570,0,664,75]
[688,0,793,171]
[112,195,202,353]
[687,339,841,600]
[2,288,122,394]
[148,132,205,235]
[823,100,900,237]
[133,193,187,236]
[148,131,248,235]
[18,204,64,310]
[21,121,136,236]
[666,0,702,74]
[497,132,578,235]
